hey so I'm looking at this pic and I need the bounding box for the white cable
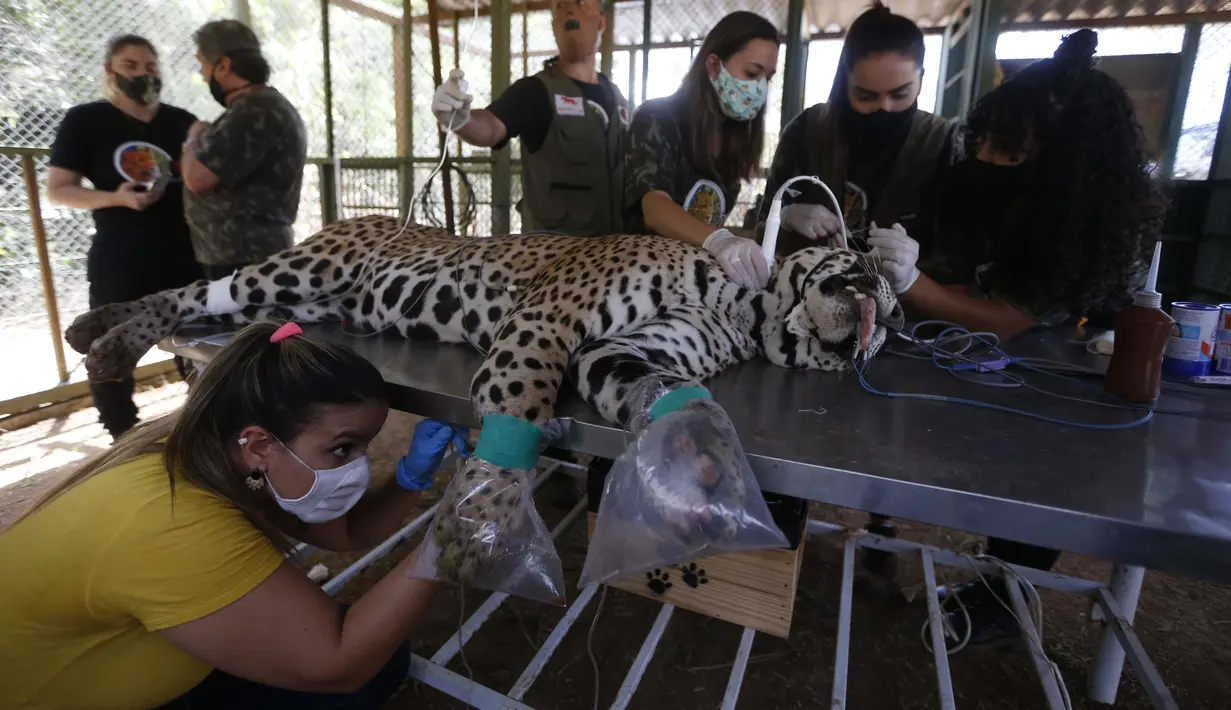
[411,0,482,231]
[921,554,1073,710]
[586,584,609,710]
[334,0,483,315]
[761,175,849,269]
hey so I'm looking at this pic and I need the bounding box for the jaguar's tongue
[857,294,876,353]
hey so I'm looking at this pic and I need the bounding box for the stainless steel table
[164,324,1231,585]
[162,324,1226,709]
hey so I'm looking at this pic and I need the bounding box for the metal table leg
[1087,564,1146,705]
[721,627,757,710]
[831,537,857,709]
[920,549,956,710]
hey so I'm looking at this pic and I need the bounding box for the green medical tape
[472,414,542,470]
[648,387,712,421]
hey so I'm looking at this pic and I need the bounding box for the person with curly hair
[865,29,1165,649]
[870,28,1163,340]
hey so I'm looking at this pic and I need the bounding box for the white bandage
[205,275,240,315]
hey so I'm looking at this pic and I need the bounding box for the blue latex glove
[396,420,470,491]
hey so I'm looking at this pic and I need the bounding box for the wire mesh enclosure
[0,0,1229,405]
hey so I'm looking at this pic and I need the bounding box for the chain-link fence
[1174,22,1231,180]
[2,0,1230,405]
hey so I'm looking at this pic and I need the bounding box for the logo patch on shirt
[683,179,726,228]
[554,94,586,117]
[587,100,610,129]
[113,141,174,185]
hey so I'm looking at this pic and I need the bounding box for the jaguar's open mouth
[841,281,889,354]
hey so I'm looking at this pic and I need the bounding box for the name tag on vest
[554,94,586,117]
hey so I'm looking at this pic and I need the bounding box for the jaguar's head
[777,247,904,364]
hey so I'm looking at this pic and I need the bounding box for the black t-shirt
[487,70,618,154]
[623,94,742,234]
[48,101,198,270]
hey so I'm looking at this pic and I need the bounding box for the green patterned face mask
[709,63,768,122]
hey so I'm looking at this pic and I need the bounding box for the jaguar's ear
[785,301,813,339]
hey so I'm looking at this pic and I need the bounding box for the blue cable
[866,322,1156,430]
[854,357,1154,430]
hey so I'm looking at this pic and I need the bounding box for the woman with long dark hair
[46,34,204,441]
[0,322,468,708]
[881,28,1162,338]
[624,11,781,288]
[873,30,1164,649]
[758,3,957,259]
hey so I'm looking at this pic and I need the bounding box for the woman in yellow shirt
[0,320,470,709]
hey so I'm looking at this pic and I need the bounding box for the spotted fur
[66,215,901,585]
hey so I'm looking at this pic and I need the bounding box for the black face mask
[114,73,162,105]
[964,158,1035,197]
[840,100,917,149]
[208,65,228,107]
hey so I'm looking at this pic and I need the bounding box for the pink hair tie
[270,322,303,343]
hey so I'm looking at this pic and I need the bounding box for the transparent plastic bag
[409,455,566,605]
[579,383,789,588]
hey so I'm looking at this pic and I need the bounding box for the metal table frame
[298,459,1176,709]
[164,331,1214,708]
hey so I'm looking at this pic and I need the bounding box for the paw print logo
[645,568,672,596]
[679,562,709,589]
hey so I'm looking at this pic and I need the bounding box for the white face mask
[270,441,371,524]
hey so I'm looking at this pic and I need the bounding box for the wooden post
[21,155,68,384]
[427,0,457,233]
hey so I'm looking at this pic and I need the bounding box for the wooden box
[585,467,808,639]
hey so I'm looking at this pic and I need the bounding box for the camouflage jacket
[185,87,306,266]
[623,95,742,234]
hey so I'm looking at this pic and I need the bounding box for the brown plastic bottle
[1104,290,1174,403]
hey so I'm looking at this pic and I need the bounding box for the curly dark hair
[963,29,1165,317]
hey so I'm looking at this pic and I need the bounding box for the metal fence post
[1158,23,1201,178]
[640,0,652,105]
[600,0,615,77]
[780,0,809,128]
[396,0,415,220]
[491,0,512,236]
[20,155,68,384]
[232,0,252,24]
[320,0,338,225]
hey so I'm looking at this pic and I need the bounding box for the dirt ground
[3,384,1230,709]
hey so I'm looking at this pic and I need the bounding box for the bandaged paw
[579,390,788,588]
[408,415,565,604]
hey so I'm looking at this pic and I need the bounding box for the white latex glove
[432,68,472,131]
[866,222,921,294]
[781,203,842,241]
[702,229,770,289]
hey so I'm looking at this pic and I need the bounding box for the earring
[245,468,266,491]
